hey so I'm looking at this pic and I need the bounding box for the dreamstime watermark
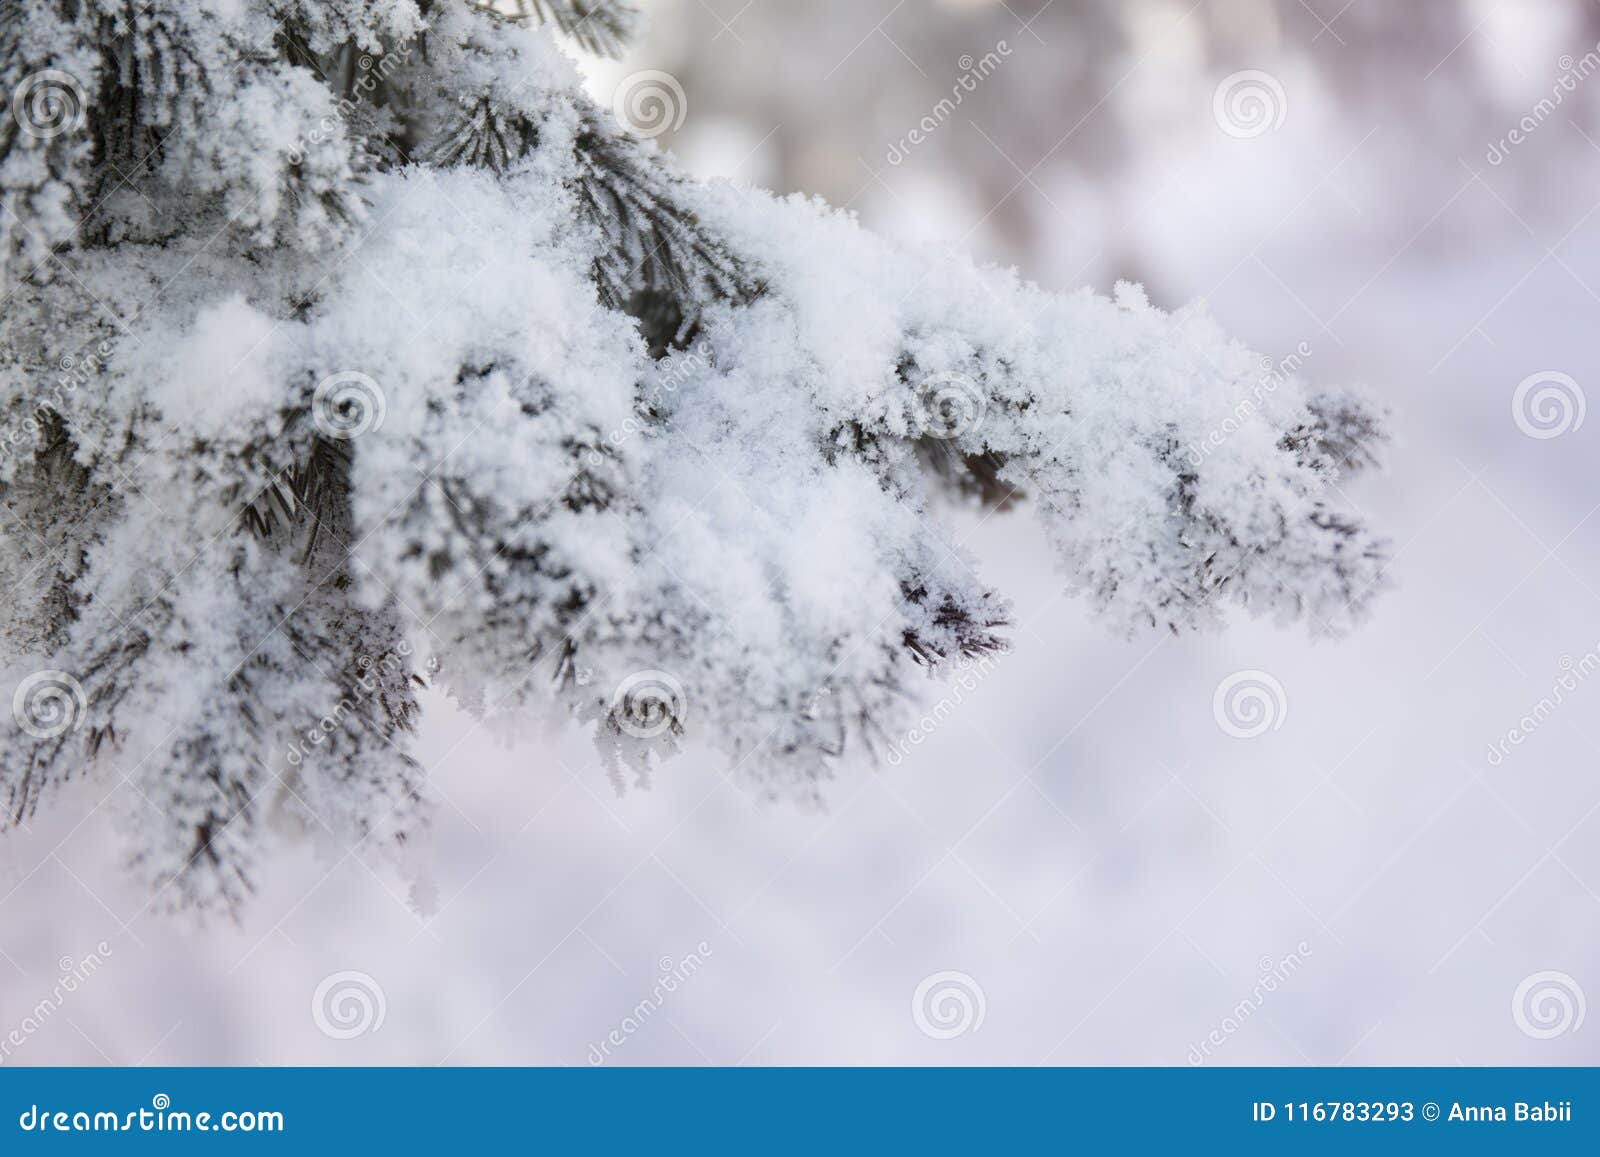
[285,45,413,166]
[1212,669,1287,739]
[311,970,386,1040]
[1213,70,1287,139]
[0,942,113,1065]
[588,314,734,466]
[9,69,87,140]
[0,339,115,469]
[285,642,413,767]
[885,653,1002,767]
[17,1094,283,1134]
[885,42,1013,166]
[586,942,713,1064]
[1485,645,1600,766]
[311,370,385,439]
[612,70,687,138]
[911,970,986,1039]
[1187,941,1313,1064]
[912,371,986,440]
[1511,371,1584,439]
[1486,44,1600,165]
[1185,343,1313,466]
[610,669,687,740]
[12,670,88,740]
[1512,970,1585,1039]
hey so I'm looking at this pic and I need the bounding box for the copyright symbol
[1422,1102,1440,1121]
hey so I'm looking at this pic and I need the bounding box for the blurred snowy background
[4,0,1600,1065]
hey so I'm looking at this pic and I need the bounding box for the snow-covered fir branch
[0,0,1388,913]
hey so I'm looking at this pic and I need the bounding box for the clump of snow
[0,0,1387,911]
[149,295,281,441]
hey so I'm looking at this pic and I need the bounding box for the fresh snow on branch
[0,0,1386,912]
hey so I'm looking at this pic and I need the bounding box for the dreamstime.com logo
[589,312,736,464]
[587,942,713,1064]
[284,43,413,166]
[11,670,88,740]
[1484,645,1600,766]
[0,338,115,470]
[1212,70,1287,139]
[885,653,1002,766]
[885,42,1013,166]
[1511,371,1584,440]
[913,371,986,441]
[1187,941,1313,1064]
[1212,669,1288,739]
[311,970,386,1040]
[312,371,386,440]
[1486,43,1600,165]
[1512,970,1586,1040]
[0,943,113,1065]
[17,1095,283,1134]
[1186,343,1313,466]
[10,69,87,140]
[612,70,687,138]
[911,970,986,1040]
[285,642,414,767]
[610,669,688,740]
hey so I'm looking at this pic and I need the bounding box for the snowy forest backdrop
[3,0,1599,1064]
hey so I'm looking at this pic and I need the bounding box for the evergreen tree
[0,0,1387,912]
